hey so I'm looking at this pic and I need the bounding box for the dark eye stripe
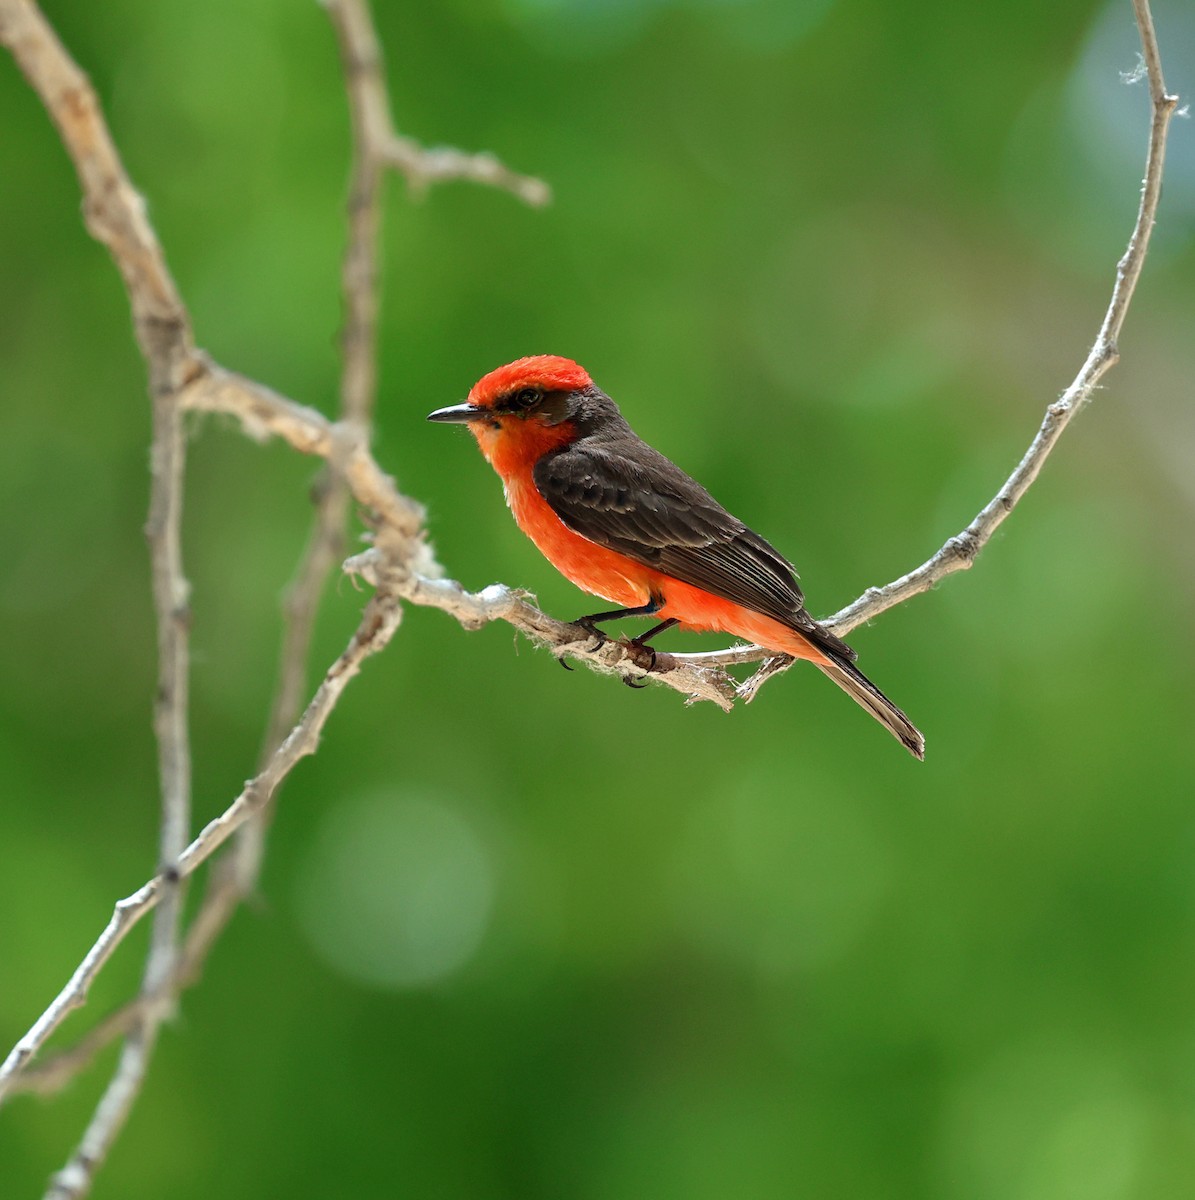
[496,386,542,414]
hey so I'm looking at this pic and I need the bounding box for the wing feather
[533,437,852,658]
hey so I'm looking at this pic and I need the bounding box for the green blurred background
[2,0,1194,1196]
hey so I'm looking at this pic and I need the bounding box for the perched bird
[429,356,924,759]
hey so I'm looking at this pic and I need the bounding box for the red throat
[471,411,577,478]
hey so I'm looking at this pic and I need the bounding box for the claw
[557,621,604,674]
[581,627,607,655]
[623,675,648,689]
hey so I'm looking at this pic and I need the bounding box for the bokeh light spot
[939,1036,1147,1200]
[294,792,495,990]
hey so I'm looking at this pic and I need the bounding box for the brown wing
[532,434,855,660]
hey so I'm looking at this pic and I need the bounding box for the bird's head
[428,356,612,465]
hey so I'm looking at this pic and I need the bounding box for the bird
[428,355,924,759]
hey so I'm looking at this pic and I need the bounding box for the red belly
[505,475,652,608]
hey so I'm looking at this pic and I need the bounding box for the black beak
[427,403,487,423]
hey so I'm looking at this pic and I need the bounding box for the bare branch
[0,0,197,390]
[0,0,414,1149]
[821,0,1178,638]
[707,0,1181,702]
[0,591,405,1107]
[259,485,352,763]
[327,0,392,426]
[0,877,157,1105]
[220,0,394,911]
[382,139,551,207]
[144,391,192,935]
[10,852,256,1100]
[46,1031,157,1200]
[255,0,417,769]
[222,0,407,940]
[344,549,739,709]
[321,0,550,208]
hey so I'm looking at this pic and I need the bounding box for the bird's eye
[512,386,541,409]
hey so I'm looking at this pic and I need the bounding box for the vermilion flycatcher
[429,355,924,759]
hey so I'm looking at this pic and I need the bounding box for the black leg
[631,617,679,647]
[574,598,661,630]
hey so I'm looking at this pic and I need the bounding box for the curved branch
[705,0,1180,701]
[0,0,195,387]
[824,0,1177,637]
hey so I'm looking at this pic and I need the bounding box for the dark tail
[814,652,925,760]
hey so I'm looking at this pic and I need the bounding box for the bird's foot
[561,618,659,688]
[617,636,660,688]
[560,617,608,666]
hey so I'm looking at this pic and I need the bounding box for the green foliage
[1,0,1193,1196]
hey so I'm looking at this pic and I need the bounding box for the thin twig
[326,0,392,425]
[0,591,405,1106]
[722,0,1180,699]
[12,845,277,1100]
[143,386,192,957]
[45,1033,156,1200]
[320,0,550,208]
[822,0,1177,637]
[382,138,551,207]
